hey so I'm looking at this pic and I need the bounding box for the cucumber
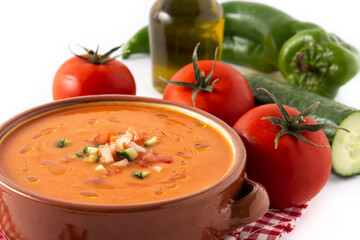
[245,73,360,176]
[57,138,70,148]
[131,171,151,179]
[70,153,84,160]
[144,136,157,147]
[83,146,99,155]
[86,154,100,163]
[117,147,138,161]
[94,164,106,172]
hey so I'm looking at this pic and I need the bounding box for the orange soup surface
[0,102,234,204]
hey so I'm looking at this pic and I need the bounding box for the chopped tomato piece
[92,133,107,144]
[107,132,119,142]
[127,128,146,143]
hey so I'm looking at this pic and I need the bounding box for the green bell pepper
[222,1,360,99]
[121,1,360,99]
[279,28,360,99]
[221,1,319,72]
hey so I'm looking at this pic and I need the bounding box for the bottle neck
[157,0,216,13]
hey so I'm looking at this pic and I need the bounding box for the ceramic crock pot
[0,95,269,240]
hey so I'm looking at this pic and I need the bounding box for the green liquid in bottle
[149,0,224,93]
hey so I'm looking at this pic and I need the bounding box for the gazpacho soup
[0,102,235,204]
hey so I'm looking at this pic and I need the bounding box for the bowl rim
[0,94,246,212]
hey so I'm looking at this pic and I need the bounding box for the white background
[0,1,359,239]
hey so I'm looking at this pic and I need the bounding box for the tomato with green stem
[162,44,254,126]
[233,88,347,208]
[52,45,136,100]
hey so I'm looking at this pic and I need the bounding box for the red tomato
[163,61,254,126]
[52,47,136,100]
[233,104,332,209]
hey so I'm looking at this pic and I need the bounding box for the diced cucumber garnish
[94,143,106,148]
[332,112,360,176]
[57,138,70,148]
[83,146,99,155]
[94,164,106,172]
[87,154,100,163]
[144,136,157,147]
[131,171,151,179]
[71,153,84,160]
[117,147,138,161]
[152,166,163,172]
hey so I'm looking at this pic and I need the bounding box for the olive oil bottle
[149,0,224,92]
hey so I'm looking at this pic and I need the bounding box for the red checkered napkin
[0,203,308,240]
[225,203,309,240]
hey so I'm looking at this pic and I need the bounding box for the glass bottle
[149,0,224,93]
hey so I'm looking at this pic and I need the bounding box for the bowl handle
[230,178,269,224]
[205,178,269,239]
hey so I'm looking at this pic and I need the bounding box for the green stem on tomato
[258,88,348,149]
[69,45,130,65]
[160,43,219,107]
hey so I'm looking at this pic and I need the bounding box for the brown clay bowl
[0,95,269,240]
